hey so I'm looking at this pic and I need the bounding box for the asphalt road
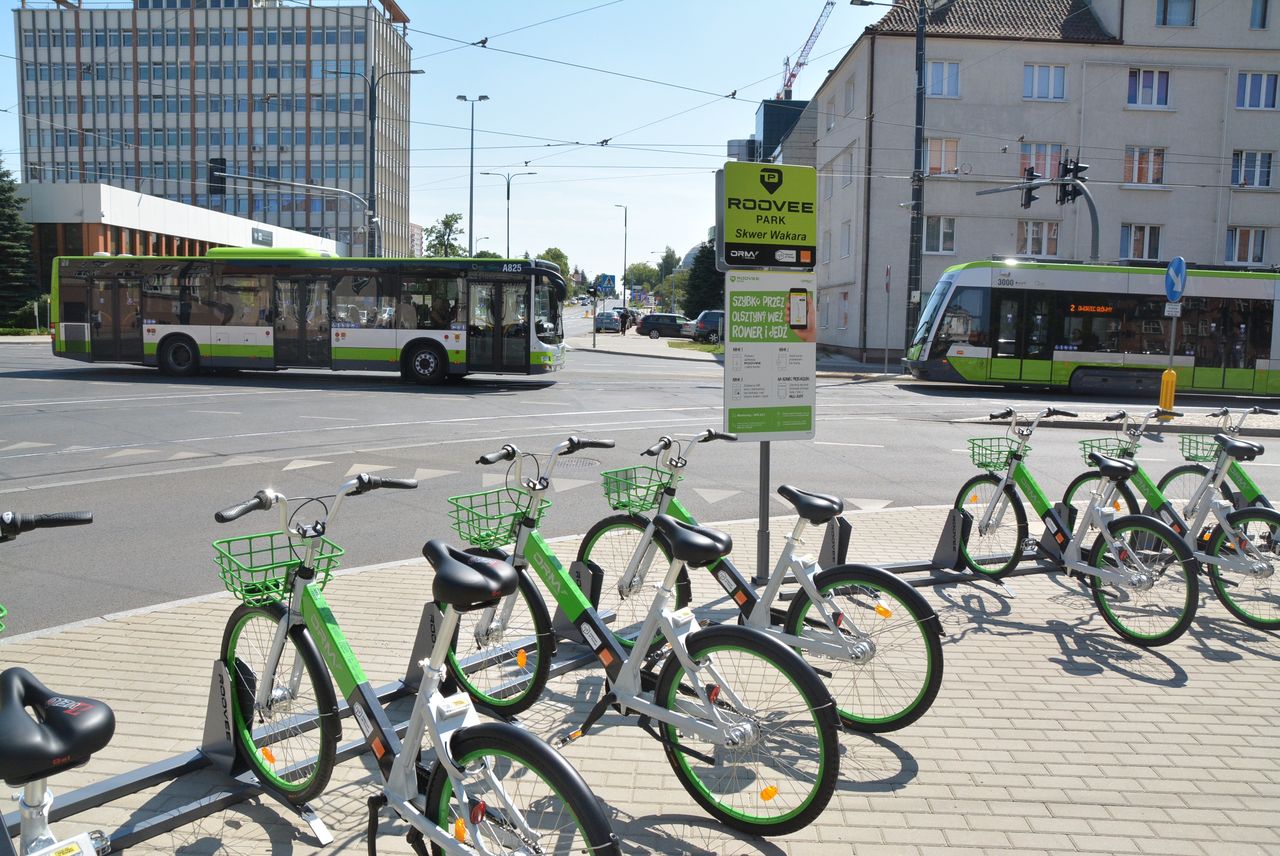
[2,327,1276,634]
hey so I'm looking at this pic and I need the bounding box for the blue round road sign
[1165,256,1186,303]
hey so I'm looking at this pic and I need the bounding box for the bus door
[467,279,530,373]
[989,291,1053,382]
[273,278,331,367]
[89,277,143,362]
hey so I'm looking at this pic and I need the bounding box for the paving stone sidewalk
[2,506,1277,855]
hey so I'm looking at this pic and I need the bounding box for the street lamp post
[614,204,628,310]
[853,0,925,357]
[457,95,490,257]
[479,171,536,257]
[327,67,423,257]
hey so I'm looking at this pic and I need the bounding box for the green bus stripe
[333,346,399,361]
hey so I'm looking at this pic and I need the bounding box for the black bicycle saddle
[423,539,517,611]
[0,667,116,786]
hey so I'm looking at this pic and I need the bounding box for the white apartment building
[804,0,1278,358]
[14,0,415,256]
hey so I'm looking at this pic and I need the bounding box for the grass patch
[0,328,43,336]
[669,341,723,355]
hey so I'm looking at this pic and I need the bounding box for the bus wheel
[159,336,200,377]
[406,343,446,385]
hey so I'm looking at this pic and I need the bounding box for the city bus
[904,260,1280,395]
[50,248,566,384]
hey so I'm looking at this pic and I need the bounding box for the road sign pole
[883,265,891,375]
[1160,257,1187,415]
[755,441,770,586]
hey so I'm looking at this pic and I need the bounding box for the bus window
[142,267,220,326]
[533,278,563,343]
[401,276,464,330]
[217,276,270,326]
[333,273,394,328]
[928,285,988,359]
[60,281,88,323]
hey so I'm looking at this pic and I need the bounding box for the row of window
[23,59,371,84]
[23,92,369,118]
[819,220,1267,266]
[30,160,367,185]
[22,23,368,49]
[1155,0,1270,29]
[27,122,368,149]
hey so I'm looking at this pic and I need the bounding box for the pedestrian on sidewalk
[620,309,630,335]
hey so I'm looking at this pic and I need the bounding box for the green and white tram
[50,248,567,384]
[905,260,1280,395]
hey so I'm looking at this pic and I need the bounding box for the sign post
[1161,256,1186,416]
[716,162,818,584]
[883,265,891,375]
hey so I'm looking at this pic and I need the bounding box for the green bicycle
[1061,408,1280,630]
[214,474,620,856]
[955,406,1199,647]
[1157,405,1278,514]
[443,437,841,837]
[575,428,944,733]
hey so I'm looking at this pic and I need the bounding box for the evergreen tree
[681,242,723,318]
[0,157,35,324]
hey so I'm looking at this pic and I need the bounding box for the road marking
[482,473,507,488]
[414,468,457,481]
[1,441,53,451]
[1135,457,1168,463]
[168,451,206,460]
[693,488,739,504]
[814,441,884,448]
[190,410,242,415]
[0,390,286,409]
[105,448,159,459]
[553,478,594,493]
[301,415,355,421]
[345,463,393,477]
[283,459,331,471]
[847,498,893,510]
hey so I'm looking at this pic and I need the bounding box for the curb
[959,417,1280,438]
[566,343,719,365]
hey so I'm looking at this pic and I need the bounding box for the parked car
[594,311,621,333]
[636,313,691,339]
[689,309,725,344]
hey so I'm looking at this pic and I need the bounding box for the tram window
[928,285,988,358]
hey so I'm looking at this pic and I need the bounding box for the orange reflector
[1112,500,1122,511]
[454,818,466,843]
[598,649,615,667]
[969,494,979,503]
[372,737,386,759]
[875,603,893,619]
[732,590,748,606]
[260,747,276,765]
[516,648,528,669]
[568,729,583,741]
[761,785,778,801]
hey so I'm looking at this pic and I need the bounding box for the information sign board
[717,162,817,270]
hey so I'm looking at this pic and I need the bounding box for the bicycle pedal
[90,831,110,856]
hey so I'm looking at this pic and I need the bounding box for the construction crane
[778,0,836,99]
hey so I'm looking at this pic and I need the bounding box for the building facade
[804,0,1278,358]
[14,0,414,256]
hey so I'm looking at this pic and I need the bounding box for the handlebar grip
[700,431,738,442]
[477,446,516,465]
[1158,408,1184,418]
[215,491,271,523]
[1210,407,1230,417]
[566,436,615,454]
[1,511,94,537]
[989,408,1014,420]
[1104,410,1126,422]
[1048,408,1078,418]
[642,437,673,457]
[360,475,418,491]
[1253,406,1279,416]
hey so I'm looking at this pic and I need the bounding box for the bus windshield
[534,278,563,344]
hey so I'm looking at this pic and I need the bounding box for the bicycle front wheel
[784,564,943,733]
[653,625,839,836]
[1207,507,1280,629]
[955,473,1027,577]
[1157,464,1235,522]
[1088,515,1198,647]
[222,602,339,804]
[423,722,620,856]
[576,513,686,647]
[446,551,553,716]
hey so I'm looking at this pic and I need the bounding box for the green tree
[537,247,570,278]
[0,157,35,324]
[423,213,465,257]
[474,250,502,259]
[681,242,723,318]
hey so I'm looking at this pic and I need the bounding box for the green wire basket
[968,437,1024,471]
[1179,434,1221,463]
[214,531,343,606]
[448,488,552,549]
[1078,437,1140,465]
[601,465,679,513]
[0,602,7,634]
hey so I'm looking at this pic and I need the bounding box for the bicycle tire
[955,473,1027,578]
[222,602,339,804]
[1157,464,1236,523]
[1062,471,1140,518]
[422,721,620,856]
[576,513,689,647]
[1206,506,1280,629]
[784,564,943,733]
[445,549,553,716]
[653,624,839,836]
[1087,514,1198,647]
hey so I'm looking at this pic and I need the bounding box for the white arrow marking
[1,442,53,451]
[168,451,207,460]
[693,488,739,505]
[847,498,893,510]
[345,464,394,477]
[482,473,508,488]
[105,448,159,458]
[414,468,458,481]
[283,459,332,471]
[553,478,594,493]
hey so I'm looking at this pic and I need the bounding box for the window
[1237,72,1279,109]
[1023,64,1066,101]
[924,216,955,253]
[1157,0,1195,25]
[1252,0,1270,28]
[1128,68,1170,107]
[841,149,853,186]
[1121,224,1162,259]
[838,291,849,330]
[843,78,856,115]
[822,229,831,264]
[1226,227,1266,264]
[1232,151,1273,187]
[925,138,958,175]
[821,170,832,199]
[1016,220,1059,257]
[1019,142,1064,178]
[825,97,836,131]
[840,220,851,258]
[1123,146,1166,184]
[927,61,959,97]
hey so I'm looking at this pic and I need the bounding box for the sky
[0,0,894,279]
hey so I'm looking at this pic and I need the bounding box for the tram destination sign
[717,162,817,270]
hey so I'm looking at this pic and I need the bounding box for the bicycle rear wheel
[784,564,943,732]
[446,550,553,716]
[1157,464,1236,522]
[576,513,687,647]
[653,625,839,836]
[222,602,338,804]
[422,722,620,856]
[955,473,1027,577]
[1207,507,1280,629]
[1088,515,1198,647]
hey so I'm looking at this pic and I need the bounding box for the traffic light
[1064,158,1089,204]
[207,157,227,196]
[1055,156,1071,205]
[1020,165,1041,209]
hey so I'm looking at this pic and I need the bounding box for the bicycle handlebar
[699,430,737,443]
[477,445,518,465]
[0,511,93,539]
[1158,408,1184,418]
[566,436,615,454]
[354,474,418,492]
[1209,407,1230,418]
[1045,407,1078,418]
[1253,406,1279,416]
[215,490,274,523]
[642,437,674,457]
[990,408,1014,420]
[1104,410,1127,423]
